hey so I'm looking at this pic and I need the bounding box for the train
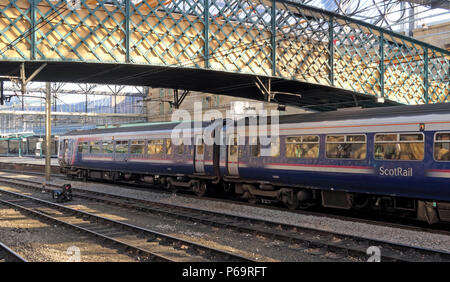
[58,103,450,224]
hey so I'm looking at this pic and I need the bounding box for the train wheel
[285,200,298,210]
[284,195,298,210]
[165,178,174,192]
[193,181,208,197]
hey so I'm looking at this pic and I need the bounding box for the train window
[89,141,101,154]
[434,133,450,161]
[326,134,366,159]
[166,139,172,155]
[115,141,129,154]
[270,137,280,158]
[177,139,184,154]
[229,136,238,157]
[286,135,319,159]
[78,142,89,153]
[250,136,260,157]
[130,140,145,154]
[196,138,205,155]
[147,139,163,155]
[374,133,424,161]
[102,141,114,154]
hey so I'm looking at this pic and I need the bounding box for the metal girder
[399,0,450,10]
[173,89,189,109]
[0,0,446,109]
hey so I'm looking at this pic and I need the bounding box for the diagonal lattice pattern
[0,0,448,105]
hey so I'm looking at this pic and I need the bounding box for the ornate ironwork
[0,0,447,104]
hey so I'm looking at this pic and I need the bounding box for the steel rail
[0,242,27,262]
[0,176,448,262]
[0,185,254,262]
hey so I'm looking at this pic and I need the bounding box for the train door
[194,135,205,173]
[227,135,239,176]
[62,139,69,163]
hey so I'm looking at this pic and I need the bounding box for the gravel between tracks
[0,206,138,262]
[2,171,450,254]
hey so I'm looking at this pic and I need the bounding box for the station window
[434,133,450,161]
[374,133,424,161]
[326,134,366,159]
[89,141,101,154]
[78,142,89,153]
[166,139,172,155]
[286,135,319,159]
[102,141,114,154]
[115,141,129,154]
[147,139,163,155]
[130,140,145,154]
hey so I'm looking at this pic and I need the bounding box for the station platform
[0,157,60,174]
[0,157,59,166]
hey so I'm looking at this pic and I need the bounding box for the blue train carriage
[59,121,220,192]
[58,104,450,224]
[223,104,450,223]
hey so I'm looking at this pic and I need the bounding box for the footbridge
[0,0,448,111]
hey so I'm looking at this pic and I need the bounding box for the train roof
[62,103,450,137]
[277,103,450,125]
[62,121,214,136]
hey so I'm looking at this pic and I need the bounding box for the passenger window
[78,142,89,153]
[89,141,101,154]
[102,141,114,154]
[434,133,450,161]
[177,139,184,154]
[196,138,204,155]
[374,133,424,161]
[229,136,238,157]
[147,139,163,155]
[115,141,129,154]
[286,135,319,159]
[166,139,172,155]
[270,137,280,157]
[326,134,366,159]
[130,140,145,154]
[250,136,260,157]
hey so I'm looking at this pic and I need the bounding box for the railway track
[0,176,449,262]
[0,185,253,262]
[3,166,449,237]
[0,242,27,262]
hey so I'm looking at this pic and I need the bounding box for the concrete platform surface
[0,157,59,166]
